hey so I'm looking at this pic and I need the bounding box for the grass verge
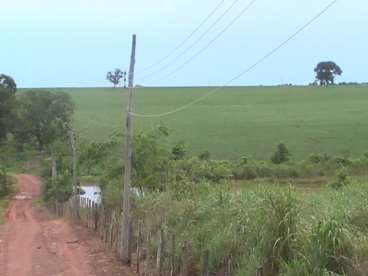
[0,197,10,224]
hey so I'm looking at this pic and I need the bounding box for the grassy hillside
[34,85,368,160]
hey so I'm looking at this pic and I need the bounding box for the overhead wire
[138,0,242,81]
[139,0,225,72]
[130,0,339,118]
[149,0,258,83]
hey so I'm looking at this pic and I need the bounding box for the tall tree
[314,61,342,86]
[0,74,17,142]
[0,88,16,143]
[0,74,17,93]
[14,90,74,151]
[106,69,125,88]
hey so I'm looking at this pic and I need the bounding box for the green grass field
[38,85,368,160]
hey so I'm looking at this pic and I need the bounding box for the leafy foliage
[0,88,17,143]
[14,90,74,151]
[315,61,343,86]
[172,141,186,160]
[78,138,119,176]
[41,142,74,203]
[0,74,16,93]
[106,69,126,88]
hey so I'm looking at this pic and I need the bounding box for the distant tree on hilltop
[0,74,17,93]
[106,69,126,88]
[314,61,342,86]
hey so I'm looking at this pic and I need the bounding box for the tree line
[0,74,73,153]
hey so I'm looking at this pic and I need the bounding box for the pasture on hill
[21,85,368,160]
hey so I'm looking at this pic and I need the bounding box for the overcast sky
[0,0,365,88]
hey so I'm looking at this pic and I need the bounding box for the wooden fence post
[136,221,142,275]
[224,255,232,276]
[86,198,88,225]
[170,234,176,276]
[81,198,84,223]
[90,200,93,228]
[203,250,209,276]
[88,199,92,228]
[180,241,188,276]
[104,209,110,243]
[145,231,152,275]
[156,227,164,276]
[87,199,90,227]
[86,199,88,227]
[110,210,114,246]
[128,219,133,262]
[94,202,98,231]
[256,266,264,276]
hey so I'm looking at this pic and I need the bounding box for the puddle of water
[14,193,33,200]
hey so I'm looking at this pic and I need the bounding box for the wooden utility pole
[69,128,79,218]
[51,156,57,182]
[69,129,77,192]
[121,34,136,265]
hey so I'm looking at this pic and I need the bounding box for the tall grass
[133,182,368,275]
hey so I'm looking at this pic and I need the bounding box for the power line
[139,0,225,72]
[130,0,339,118]
[149,0,258,83]
[138,0,242,81]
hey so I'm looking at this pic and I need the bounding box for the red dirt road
[0,174,135,276]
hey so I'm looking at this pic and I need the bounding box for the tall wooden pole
[69,129,77,192]
[121,34,136,265]
[69,128,79,218]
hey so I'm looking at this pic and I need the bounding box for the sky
[0,0,366,88]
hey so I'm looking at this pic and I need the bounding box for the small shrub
[332,157,352,167]
[330,170,350,190]
[271,143,291,164]
[172,141,186,160]
[198,151,211,161]
[232,165,257,180]
[308,154,325,164]
[210,162,233,182]
[240,155,251,165]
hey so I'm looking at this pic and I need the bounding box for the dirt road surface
[0,174,135,276]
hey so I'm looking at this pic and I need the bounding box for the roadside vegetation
[65,126,368,275]
[0,165,16,224]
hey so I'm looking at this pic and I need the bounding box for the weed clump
[331,170,350,190]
